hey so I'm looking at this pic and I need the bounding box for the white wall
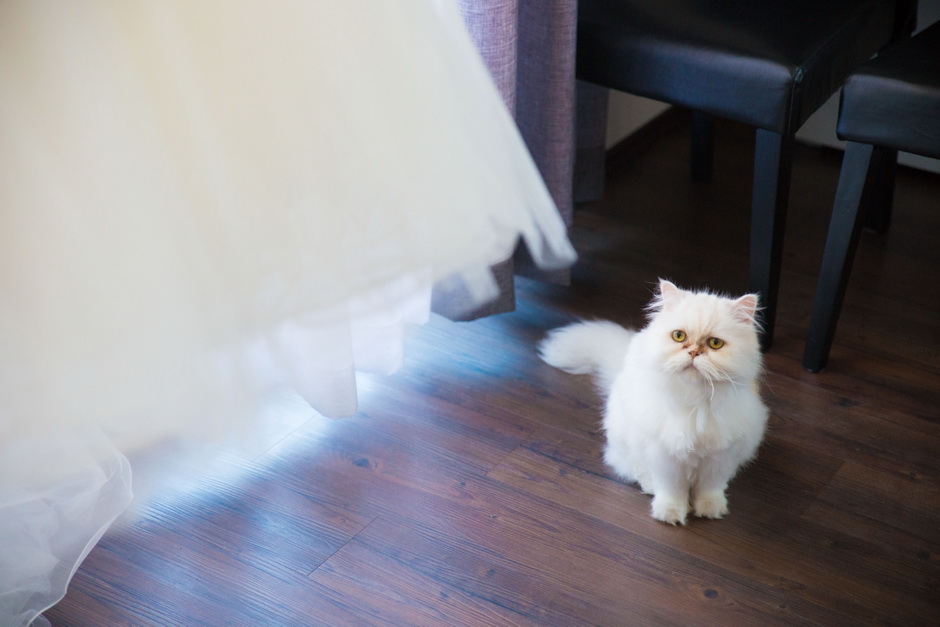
[605,91,670,148]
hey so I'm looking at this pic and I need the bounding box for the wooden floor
[47,114,940,626]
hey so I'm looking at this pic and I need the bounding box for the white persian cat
[538,279,768,525]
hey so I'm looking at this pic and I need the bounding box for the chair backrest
[838,20,940,160]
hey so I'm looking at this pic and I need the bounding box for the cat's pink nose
[688,346,703,358]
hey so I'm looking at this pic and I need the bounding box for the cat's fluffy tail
[538,320,634,392]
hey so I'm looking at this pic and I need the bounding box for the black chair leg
[691,110,713,181]
[748,128,793,350]
[803,141,875,372]
[861,146,897,234]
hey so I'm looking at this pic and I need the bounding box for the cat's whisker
[706,378,717,402]
[715,370,736,387]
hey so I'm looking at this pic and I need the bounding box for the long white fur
[538,280,769,525]
[537,320,635,392]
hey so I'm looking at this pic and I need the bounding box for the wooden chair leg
[862,146,897,234]
[691,110,713,181]
[803,141,875,372]
[748,128,793,350]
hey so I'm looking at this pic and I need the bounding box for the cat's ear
[732,293,760,326]
[657,279,683,311]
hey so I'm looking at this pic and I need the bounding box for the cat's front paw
[651,497,689,525]
[693,493,729,519]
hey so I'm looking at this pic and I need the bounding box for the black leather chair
[577,0,916,348]
[803,19,940,372]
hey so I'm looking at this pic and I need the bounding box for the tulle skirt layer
[0,1,575,624]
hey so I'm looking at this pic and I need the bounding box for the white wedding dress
[0,1,575,624]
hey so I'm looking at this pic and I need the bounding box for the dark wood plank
[46,115,940,626]
[801,460,940,568]
[307,517,544,627]
[490,447,939,624]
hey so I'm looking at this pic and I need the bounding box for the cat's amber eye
[671,330,687,343]
[708,337,725,350]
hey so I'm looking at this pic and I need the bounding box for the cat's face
[645,280,762,385]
